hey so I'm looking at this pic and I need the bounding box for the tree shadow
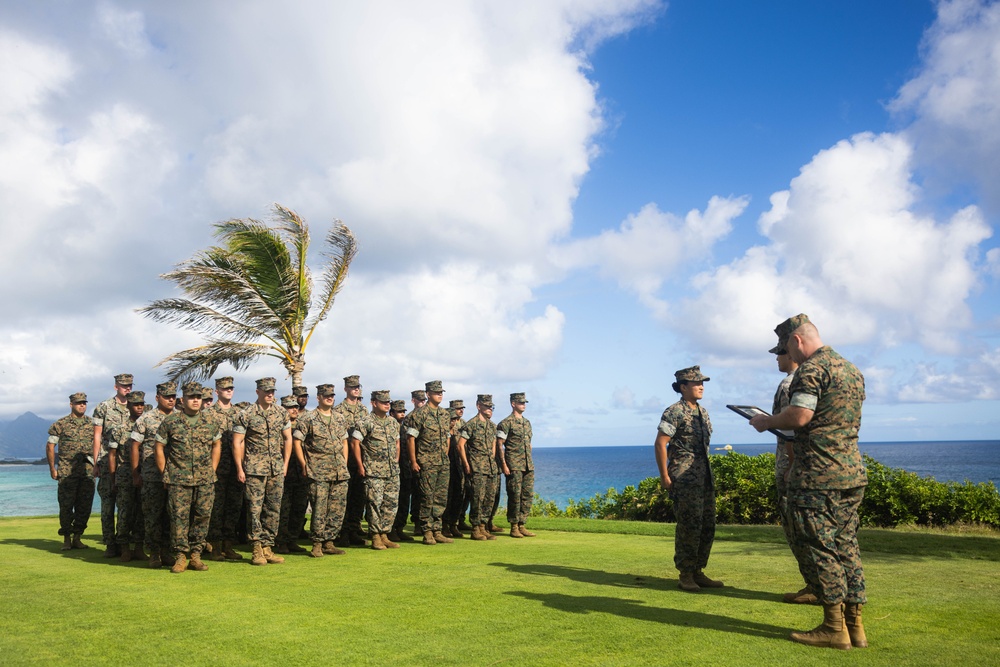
[488,562,778,602]
[507,590,790,640]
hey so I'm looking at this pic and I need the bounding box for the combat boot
[310,542,324,558]
[148,548,162,569]
[485,529,496,541]
[119,545,133,563]
[207,541,226,561]
[694,570,724,588]
[451,523,464,538]
[844,603,868,648]
[334,534,351,548]
[509,525,523,538]
[382,533,399,549]
[371,534,387,550]
[322,540,346,555]
[160,551,176,566]
[61,535,73,551]
[471,525,487,541]
[387,529,403,543]
[422,531,437,545]
[678,572,701,592]
[439,524,454,538]
[790,603,852,650]
[433,530,453,544]
[275,542,290,554]
[170,552,188,574]
[287,541,306,554]
[251,541,267,566]
[222,540,243,560]
[188,551,208,571]
[518,524,536,537]
[71,534,88,549]
[784,586,819,604]
[349,530,366,546]
[103,543,120,558]
[262,545,285,564]
[396,529,415,542]
[132,544,147,561]
[458,518,473,531]
[488,522,502,534]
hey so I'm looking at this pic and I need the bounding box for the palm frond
[270,204,312,343]
[154,340,285,383]
[302,220,358,349]
[137,298,272,342]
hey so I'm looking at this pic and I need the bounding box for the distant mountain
[0,412,52,460]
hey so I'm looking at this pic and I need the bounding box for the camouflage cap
[477,394,493,408]
[292,385,308,396]
[411,390,427,400]
[280,395,298,408]
[343,375,361,388]
[425,380,445,393]
[449,399,465,409]
[674,366,710,383]
[182,381,204,397]
[235,401,252,410]
[69,392,88,404]
[316,384,336,397]
[215,376,234,389]
[114,373,134,385]
[390,400,406,412]
[768,343,787,355]
[774,313,812,348]
[156,381,177,397]
[255,377,277,391]
[510,392,528,403]
[448,407,459,418]
[126,391,145,404]
[371,390,391,403]
[201,387,214,400]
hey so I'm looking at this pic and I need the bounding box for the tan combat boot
[509,525,523,538]
[132,544,147,561]
[678,572,701,592]
[451,523,464,538]
[322,540,346,555]
[844,603,868,648]
[488,522,502,534]
[790,603,852,650]
[422,531,437,545]
[440,524,454,538]
[207,541,226,561]
[222,540,243,560]
[693,570,724,588]
[188,551,208,571]
[371,533,387,550]
[61,535,73,551]
[251,541,267,566]
[263,545,285,564]
[310,542,324,558]
[170,552,188,574]
[71,534,88,549]
[382,533,400,549]
[148,548,162,569]
[471,525,487,541]
[784,585,819,604]
[518,524,536,537]
[119,545,132,563]
[433,530,453,544]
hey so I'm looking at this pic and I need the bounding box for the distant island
[0,458,47,466]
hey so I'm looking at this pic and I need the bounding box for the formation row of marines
[46,374,537,572]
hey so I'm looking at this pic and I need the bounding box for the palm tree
[139,203,357,386]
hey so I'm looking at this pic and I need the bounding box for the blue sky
[1,1,998,447]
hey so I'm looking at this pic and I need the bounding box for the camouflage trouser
[57,475,95,536]
[207,468,244,542]
[245,474,283,546]
[671,479,716,573]
[789,487,867,606]
[114,469,144,546]
[410,472,423,528]
[469,472,499,526]
[505,469,534,525]
[309,478,348,543]
[364,475,400,534]
[96,458,115,545]
[167,483,215,555]
[490,475,501,524]
[443,452,467,525]
[417,465,448,532]
[277,460,309,544]
[776,478,801,566]
[341,457,366,535]
[141,478,169,552]
[392,469,414,532]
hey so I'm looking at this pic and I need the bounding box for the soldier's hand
[92,464,100,478]
[237,469,246,483]
[411,462,420,473]
[132,472,142,488]
[660,473,672,490]
[358,464,366,477]
[502,465,510,476]
[463,464,471,475]
[50,468,58,480]
[749,414,769,433]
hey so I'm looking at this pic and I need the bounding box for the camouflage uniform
[93,395,131,546]
[132,403,173,555]
[406,394,451,533]
[233,402,290,548]
[277,400,309,548]
[336,396,369,538]
[393,410,414,534]
[206,401,244,544]
[772,371,797,548]
[157,407,220,557]
[658,397,715,574]
[353,407,400,535]
[458,415,499,527]
[110,394,145,548]
[48,405,96,537]
[444,404,468,529]
[497,409,534,526]
[295,408,350,544]
[787,345,867,606]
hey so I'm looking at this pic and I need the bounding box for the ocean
[3,440,998,517]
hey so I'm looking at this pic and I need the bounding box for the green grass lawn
[1,516,998,666]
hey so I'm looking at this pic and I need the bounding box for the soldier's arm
[154,440,166,476]
[340,438,349,472]
[281,426,292,476]
[232,432,246,483]
[751,405,813,432]
[496,436,510,476]
[211,438,222,472]
[129,438,142,488]
[456,436,471,475]
[46,439,57,480]
[406,435,419,473]
[292,438,307,475]
[349,436,364,477]
[394,437,400,464]
[108,443,117,476]
[92,423,103,477]
[654,432,671,489]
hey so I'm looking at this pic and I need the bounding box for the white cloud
[95,1,150,58]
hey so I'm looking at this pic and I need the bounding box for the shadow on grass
[0,534,145,566]
[507,591,790,640]
[489,563,778,602]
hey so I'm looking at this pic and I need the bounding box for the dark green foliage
[537,452,1000,529]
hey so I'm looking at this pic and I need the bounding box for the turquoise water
[3,440,998,516]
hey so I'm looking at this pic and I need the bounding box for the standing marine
[91,373,134,557]
[46,392,96,550]
[336,374,369,546]
[456,395,500,541]
[350,390,401,550]
[129,381,177,568]
[205,376,244,561]
[276,394,308,554]
[108,391,146,561]
[497,392,536,538]
[405,380,452,545]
